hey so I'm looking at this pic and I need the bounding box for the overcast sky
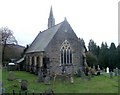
[0,0,119,47]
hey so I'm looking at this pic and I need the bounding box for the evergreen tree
[117,44,120,69]
[108,42,117,70]
[98,42,109,68]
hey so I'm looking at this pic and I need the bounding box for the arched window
[60,40,72,65]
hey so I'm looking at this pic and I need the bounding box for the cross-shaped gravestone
[8,71,14,81]
[21,80,28,91]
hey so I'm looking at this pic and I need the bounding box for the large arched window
[60,40,72,65]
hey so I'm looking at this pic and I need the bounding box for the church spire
[48,6,55,28]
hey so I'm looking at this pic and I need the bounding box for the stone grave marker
[44,75,50,85]
[77,67,82,77]
[114,68,118,76]
[70,75,74,84]
[109,71,113,78]
[88,72,91,81]
[118,69,120,76]
[21,80,28,91]
[8,71,14,81]
[45,88,54,95]
[37,71,44,82]
[81,71,85,81]
[106,67,109,73]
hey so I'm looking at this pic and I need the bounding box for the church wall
[45,22,84,74]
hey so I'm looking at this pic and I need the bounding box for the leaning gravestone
[8,71,14,81]
[21,80,28,91]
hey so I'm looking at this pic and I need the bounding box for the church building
[24,7,87,75]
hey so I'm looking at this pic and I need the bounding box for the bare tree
[0,27,18,63]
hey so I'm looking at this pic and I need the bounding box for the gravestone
[70,76,74,84]
[114,68,118,76]
[110,71,113,78]
[37,71,44,82]
[45,88,54,95]
[88,72,91,81]
[106,67,109,73]
[118,69,120,76]
[44,76,50,85]
[93,65,95,69]
[8,71,14,81]
[21,80,28,90]
[77,67,83,77]
[81,71,85,81]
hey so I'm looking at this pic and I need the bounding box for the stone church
[24,7,87,75]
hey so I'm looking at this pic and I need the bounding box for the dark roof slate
[26,22,63,53]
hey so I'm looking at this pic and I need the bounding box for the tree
[0,27,18,63]
[108,42,117,70]
[86,52,98,67]
[88,39,99,57]
[117,44,120,69]
[98,42,109,68]
[79,38,87,52]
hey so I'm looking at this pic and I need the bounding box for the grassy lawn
[2,68,119,93]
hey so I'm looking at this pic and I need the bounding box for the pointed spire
[48,6,55,28]
[64,17,67,21]
[49,6,53,18]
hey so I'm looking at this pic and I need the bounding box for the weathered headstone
[77,67,83,77]
[81,71,85,81]
[106,67,109,73]
[37,71,44,82]
[93,66,95,69]
[88,72,91,81]
[21,80,28,90]
[44,76,50,85]
[110,71,113,78]
[118,69,120,76]
[70,76,74,84]
[114,68,118,76]
[8,71,14,81]
[45,88,54,95]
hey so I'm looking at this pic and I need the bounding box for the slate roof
[26,22,63,53]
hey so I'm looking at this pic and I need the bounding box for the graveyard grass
[2,68,118,93]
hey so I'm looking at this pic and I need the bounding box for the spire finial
[48,5,55,28]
